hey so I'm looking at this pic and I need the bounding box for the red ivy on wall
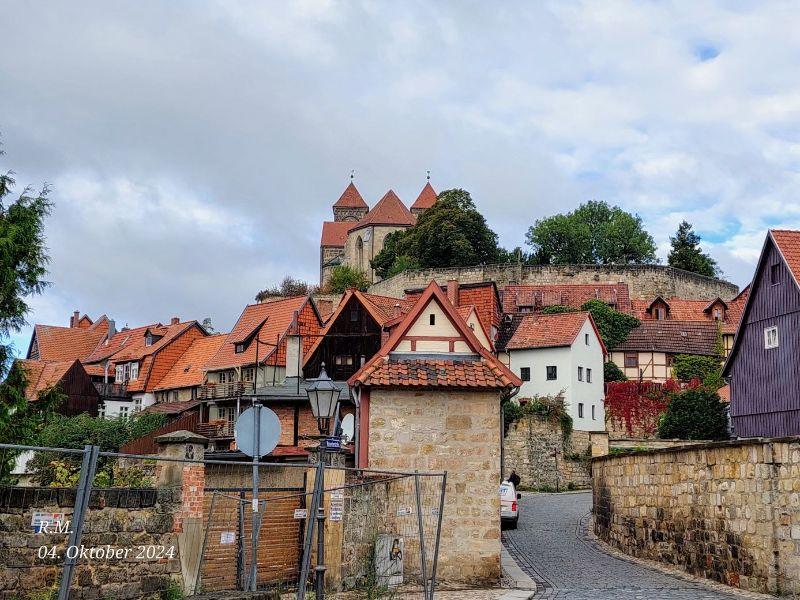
[604,379,683,437]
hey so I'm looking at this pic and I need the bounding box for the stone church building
[319,180,437,285]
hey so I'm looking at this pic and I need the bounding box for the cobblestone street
[502,492,762,600]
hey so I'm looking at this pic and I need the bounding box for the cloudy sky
[3,1,800,355]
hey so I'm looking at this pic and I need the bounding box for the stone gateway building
[349,281,521,584]
[319,181,438,285]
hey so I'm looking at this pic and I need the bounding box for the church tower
[332,181,369,222]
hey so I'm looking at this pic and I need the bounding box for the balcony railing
[198,381,255,400]
[196,419,235,439]
[94,381,128,399]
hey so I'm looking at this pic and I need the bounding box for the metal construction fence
[0,443,446,600]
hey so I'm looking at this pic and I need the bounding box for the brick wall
[369,264,739,301]
[593,438,800,595]
[367,389,502,584]
[503,415,592,490]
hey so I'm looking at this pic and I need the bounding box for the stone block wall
[0,487,182,600]
[367,389,502,585]
[368,263,739,301]
[593,438,800,595]
[503,415,592,490]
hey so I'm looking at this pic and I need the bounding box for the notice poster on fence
[329,490,344,521]
[219,531,235,545]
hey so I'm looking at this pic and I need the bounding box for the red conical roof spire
[333,181,368,208]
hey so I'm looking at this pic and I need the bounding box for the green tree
[526,200,657,265]
[657,388,729,440]
[326,265,370,294]
[580,299,640,350]
[540,305,578,314]
[371,188,501,277]
[255,275,316,302]
[667,221,720,277]
[0,145,53,379]
[603,361,627,382]
[672,354,722,383]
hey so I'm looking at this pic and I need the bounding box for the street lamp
[306,362,341,437]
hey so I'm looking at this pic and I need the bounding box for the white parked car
[500,481,521,529]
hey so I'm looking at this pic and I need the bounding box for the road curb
[501,545,537,598]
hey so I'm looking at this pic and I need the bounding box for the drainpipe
[501,385,521,480]
[353,386,361,468]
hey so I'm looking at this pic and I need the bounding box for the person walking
[508,469,521,488]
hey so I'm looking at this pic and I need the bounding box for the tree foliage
[540,305,578,315]
[0,144,52,379]
[526,200,657,265]
[255,275,316,302]
[657,387,729,440]
[667,221,720,277]
[580,299,640,350]
[671,354,721,382]
[371,189,501,278]
[326,265,371,294]
[603,361,627,382]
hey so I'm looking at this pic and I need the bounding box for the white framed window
[242,367,255,382]
[129,362,139,381]
[587,368,592,383]
[235,343,245,354]
[765,326,779,349]
[145,333,153,347]
[133,397,142,412]
[119,406,130,420]
[115,364,124,382]
[97,405,106,419]
[218,370,234,384]
[578,366,583,381]
[578,403,584,418]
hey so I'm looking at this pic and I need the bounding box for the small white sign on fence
[31,512,66,533]
[219,531,236,545]
[330,490,344,522]
[294,508,308,519]
[396,506,413,517]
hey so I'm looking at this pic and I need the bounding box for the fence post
[428,472,447,600]
[58,444,99,600]
[414,472,430,599]
[298,457,325,600]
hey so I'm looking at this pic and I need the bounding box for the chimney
[170,317,180,325]
[284,311,303,379]
[106,319,116,344]
[393,303,402,318]
[446,280,459,307]
[71,310,80,328]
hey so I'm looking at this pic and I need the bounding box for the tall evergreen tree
[667,221,719,277]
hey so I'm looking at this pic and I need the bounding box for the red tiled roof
[109,321,197,363]
[505,312,605,353]
[718,384,730,403]
[82,363,109,377]
[723,286,749,334]
[360,293,416,324]
[630,294,745,334]
[350,357,518,389]
[154,335,227,391]
[33,318,110,362]
[349,190,415,232]
[613,321,719,356]
[771,230,800,285]
[320,221,352,247]
[410,182,437,211]
[503,283,632,313]
[349,280,521,389]
[205,297,313,370]
[16,359,75,401]
[333,182,368,208]
[84,323,158,364]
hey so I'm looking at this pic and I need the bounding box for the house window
[429,314,436,326]
[235,343,245,354]
[771,264,781,285]
[119,406,129,420]
[624,353,638,368]
[578,403,584,418]
[713,308,723,320]
[334,355,354,366]
[519,306,533,313]
[133,397,142,412]
[97,404,106,419]
[592,405,596,420]
[129,362,138,381]
[145,333,153,347]
[765,326,779,349]
[350,309,359,322]
[242,367,255,382]
[170,391,179,402]
[654,308,666,320]
[578,366,583,381]
[546,366,557,380]
[520,367,530,381]
[218,370,234,384]
[587,368,592,383]
[123,363,131,381]
[115,364,124,382]
[585,333,589,345]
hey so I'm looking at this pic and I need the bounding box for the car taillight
[511,502,517,512]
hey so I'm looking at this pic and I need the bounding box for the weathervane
[426,169,430,181]
[350,169,355,181]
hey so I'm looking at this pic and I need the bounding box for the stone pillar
[589,431,610,457]
[155,430,208,595]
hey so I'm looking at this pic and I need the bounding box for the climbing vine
[604,380,680,437]
[503,394,573,446]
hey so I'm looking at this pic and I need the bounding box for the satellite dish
[340,413,354,444]
[234,406,281,457]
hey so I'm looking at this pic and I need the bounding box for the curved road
[502,491,754,600]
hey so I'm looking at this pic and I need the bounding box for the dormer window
[145,333,153,347]
[235,343,246,354]
[429,314,436,326]
[713,308,723,320]
[654,308,666,320]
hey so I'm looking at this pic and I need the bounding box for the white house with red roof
[319,180,438,285]
[496,311,607,431]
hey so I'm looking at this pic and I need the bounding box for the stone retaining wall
[369,264,739,301]
[503,415,593,490]
[593,437,800,595]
